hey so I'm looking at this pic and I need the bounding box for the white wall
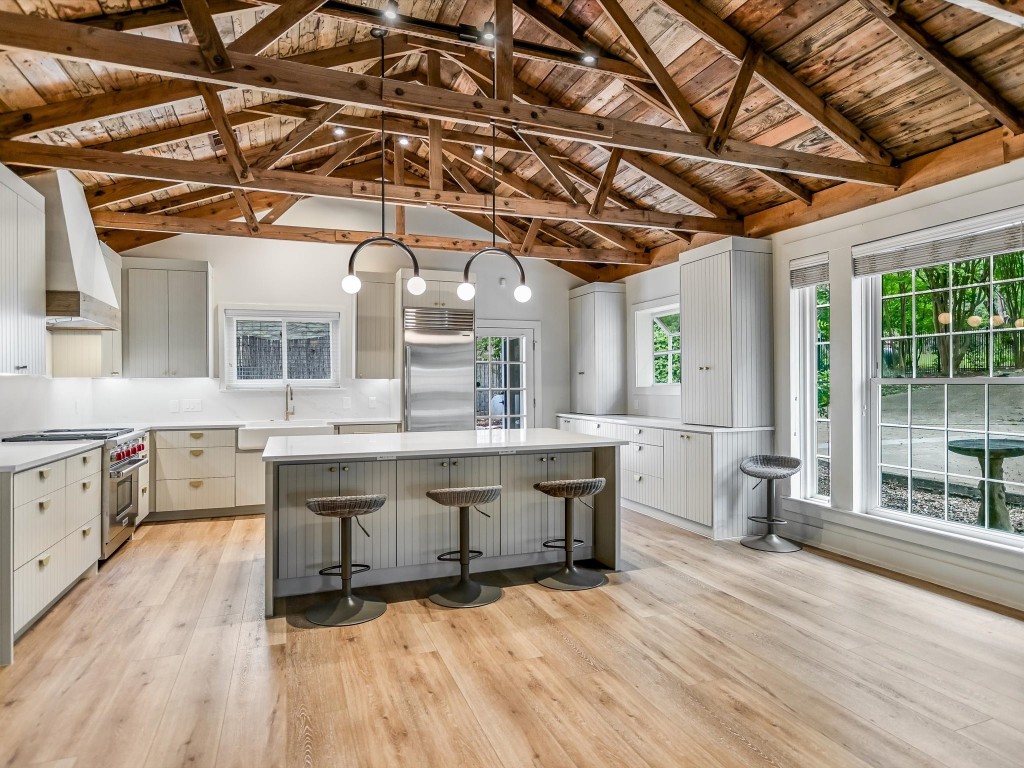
[621,261,682,419]
[0,199,581,432]
[770,156,1024,610]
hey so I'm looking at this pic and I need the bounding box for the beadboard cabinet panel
[499,454,553,556]
[355,278,395,379]
[125,268,169,378]
[13,541,64,635]
[156,447,236,481]
[395,458,453,566]
[0,170,46,376]
[569,284,625,415]
[13,488,65,570]
[277,463,340,580]
[65,472,101,534]
[155,429,236,450]
[234,451,266,507]
[167,269,209,378]
[155,478,234,513]
[448,456,501,558]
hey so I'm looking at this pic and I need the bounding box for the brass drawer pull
[190,480,204,489]
[82,455,91,464]
[190,432,204,440]
[82,481,91,491]
[342,465,349,472]
[39,469,51,480]
[190,449,204,457]
[38,555,50,568]
[38,499,51,511]
[82,526,92,537]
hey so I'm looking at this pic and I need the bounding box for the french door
[475,326,536,430]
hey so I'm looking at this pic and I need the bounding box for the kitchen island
[261,428,625,616]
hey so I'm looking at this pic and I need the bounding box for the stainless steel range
[2,428,148,559]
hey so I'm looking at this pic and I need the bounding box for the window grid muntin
[652,311,681,385]
[228,312,338,387]
[814,283,831,500]
[475,334,528,430]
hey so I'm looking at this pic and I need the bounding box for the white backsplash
[0,375,399,432]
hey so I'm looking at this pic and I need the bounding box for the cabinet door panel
[395,458,451,566]
[403,278,437,308]
[276,463,339,579]
[341,462,398,570]
[17,198,46,375]
[126,268,169,377]
[435,281,461,309]
[167,269,208,377]
[0,184,19,374]
[355,280,395,378]
[663,431,685,518]
[684,433,713,526]
[449,456,501,557]
[569,296,582,410]
[500,454,551,555]
[545,451,595,547]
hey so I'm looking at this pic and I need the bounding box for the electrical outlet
[169,399,180,413]
[182,399,202,412]
[343,397,352,409]
[368,396,377,409]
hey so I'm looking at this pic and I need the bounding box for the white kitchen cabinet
[402,278,466,310]
[0,165,46,376]
[234,451,266,507]
[568,283,625,415]
[123,259,209,378]
[50,329,122,378]
[153,429,236,513]
[449,456,501,558]
[679,238,773,428]
[355,275,396,379]
[395,458,455,566]
[663,430,713,526]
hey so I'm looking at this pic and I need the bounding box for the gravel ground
[881,475,1024,534]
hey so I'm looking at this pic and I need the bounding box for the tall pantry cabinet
[0,163,46,376]
[569,283,626,415]
[679,238,773,428]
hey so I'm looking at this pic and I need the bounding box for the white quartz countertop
[263,428,626,462]
[56,417,402,432]
[558,413,775,434]
[0,441,104,473]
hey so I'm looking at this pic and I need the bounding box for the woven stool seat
[534,477,606,499]
[426,486,502,507]
[739,455,802,481]
[305,494,386,518]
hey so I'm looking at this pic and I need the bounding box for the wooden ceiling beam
[494,0,514,102]
[520,218,542,256]
[81,0,255,32]
[229,0,327,55]
[0,139,740,234]
[590,147,623,216]
[709,47,760,155]
[426,52,444,191]
[92,210,647,263]
[657,0,894,165]
[198,84,253,183]
[253,102,342,170]
[941,0,1024,26]
[619,151,735,219]
[232,189,261,233]
[857,0,1024,134]
[510,130,587,205]
[180,0,235,73]
[0,11,900,186]
[594,0,706,131]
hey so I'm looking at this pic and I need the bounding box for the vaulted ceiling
[0,0,1022,281]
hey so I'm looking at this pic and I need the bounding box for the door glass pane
[476,333,529,430]
[286,321,331,380]
[508,363,522,388]
[235,320,283,380]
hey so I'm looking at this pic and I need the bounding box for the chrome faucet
[284,383,295,421]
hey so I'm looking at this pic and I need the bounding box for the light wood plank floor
[1,511,1022,768]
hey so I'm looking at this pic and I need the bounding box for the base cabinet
[663,431,713,526]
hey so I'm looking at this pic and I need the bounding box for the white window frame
[475,320,540,429]
[222,306,342,390]
[794,283,832,502]
[634,300,681,390]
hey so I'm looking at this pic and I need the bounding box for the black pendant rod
[379,33,386,239]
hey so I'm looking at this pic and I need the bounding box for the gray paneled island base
[261,429,626,616]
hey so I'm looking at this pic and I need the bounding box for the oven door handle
[109,458,149,479]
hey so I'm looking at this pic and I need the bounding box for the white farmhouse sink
[237,419,334,450]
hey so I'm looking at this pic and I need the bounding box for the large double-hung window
[792,256,831,501]
[857,219,1024,538]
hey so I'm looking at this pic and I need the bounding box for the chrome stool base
[538,564,608,591]
[306,594,387,627]
[741,532,802,553]
[429,578,503,609]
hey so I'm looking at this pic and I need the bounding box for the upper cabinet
[0,164,46,376]
[679,238,773,428]
[569,283,626,415]
[355,273,395,379]
[123,258,210,378]
[402,278,467,310]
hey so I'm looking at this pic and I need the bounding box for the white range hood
[26,169,120,330]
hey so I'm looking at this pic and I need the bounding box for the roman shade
[789,253,829,288]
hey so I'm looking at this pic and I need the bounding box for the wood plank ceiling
[0,0,1021,280]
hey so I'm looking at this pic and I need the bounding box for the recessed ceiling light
[482,21,495,41]
[581,50,597,65]
[398,135,410,146]
[473,145,485,156]
[383,0,399,21]
[332,126,346,138]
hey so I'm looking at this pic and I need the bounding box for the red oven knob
[133,445,142,455]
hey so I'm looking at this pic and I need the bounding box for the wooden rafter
[590,148,623,216]
[619,151,735,219]
[253,102,342,170]
[520,218,542,256]
[594,0,706,131]
[657,0,894,166]
[942,0,1024,26]
[232,189,261,233]
[709,47,760,155]
[857,0,1024,134]
[426,51,445,191]
[511,130,586,205]
[180,0,234,73]
[197,84,252,183]
[494,0,514,102]
[228,0,327,55]
[393,139,407,235]
[0,11,899,186]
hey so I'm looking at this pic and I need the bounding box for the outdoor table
[947,438,1024,532]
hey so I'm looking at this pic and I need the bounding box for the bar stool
[740,455,802,553]
[305,494,388,627]
[534,477,608,591]
[426,486,503,608]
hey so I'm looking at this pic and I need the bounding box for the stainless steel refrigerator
[403,307,476,431]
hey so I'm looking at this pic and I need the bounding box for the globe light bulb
[937,311,952,325]
[991,314,1005,327]
[341,273,362,294]
[457,282,476,301]
[966,315,983,328]
[514,284,532,303]
[407,275,427,295]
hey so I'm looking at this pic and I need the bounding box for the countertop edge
[0,440,106,474]
[558,413,775,433]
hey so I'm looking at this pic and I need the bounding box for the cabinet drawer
[558,417,580,433]
[155,429,236,450]
[622,472,663,510]
[14,488,66,569]
[580,420,628,441]
[627,426,663,446]
[156,477,235,512]
[65,471,102,535]
[65,448,102,484]
[156,447,236,480]
[13,541,64,633]
[13,460,66,507]
[64,514,101,584]
[623,442,664,478]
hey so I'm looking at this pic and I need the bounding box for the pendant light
[342,28,425,297]
[457,122,531,303]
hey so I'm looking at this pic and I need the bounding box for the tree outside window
[652,312,681,385]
